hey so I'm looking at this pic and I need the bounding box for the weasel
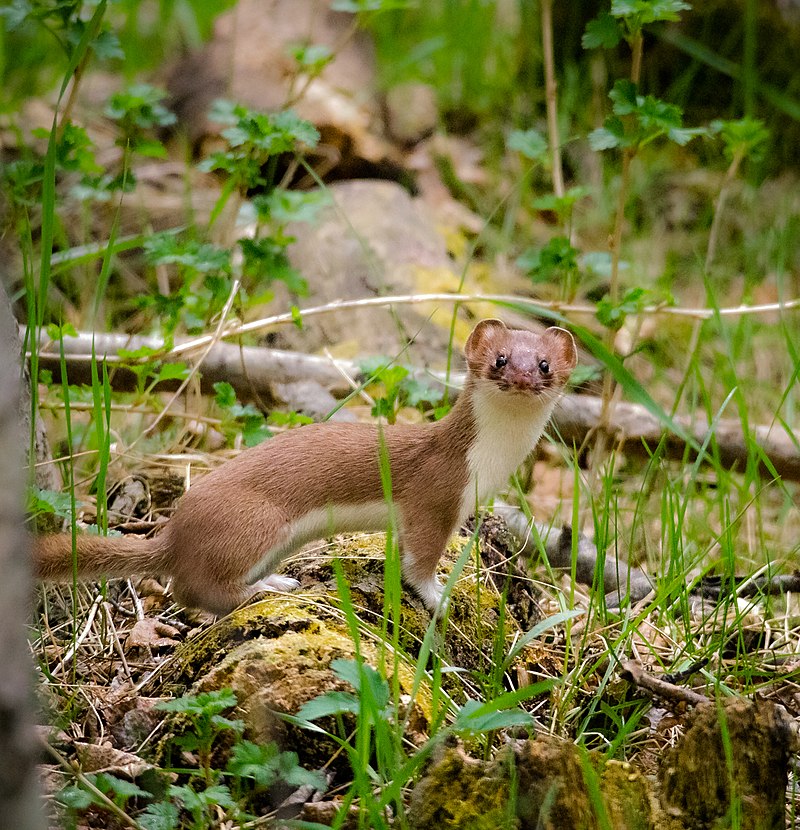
[33,319,577,614]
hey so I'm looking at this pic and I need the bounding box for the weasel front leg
[251,574,301,593]
[399,512,457,611]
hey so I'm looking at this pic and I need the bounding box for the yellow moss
[408,741,515,830]
[163,529,525,708]
[600,760,657,830]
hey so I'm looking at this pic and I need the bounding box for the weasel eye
[495,355,507,369]
[538,359,550,374]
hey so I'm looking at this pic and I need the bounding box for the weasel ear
[544,326,578,370]
[465,318,507,360]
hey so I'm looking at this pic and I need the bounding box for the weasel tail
[33,533,170,581]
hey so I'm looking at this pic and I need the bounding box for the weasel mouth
[499,380,541,395]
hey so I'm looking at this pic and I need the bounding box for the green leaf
[94,773,149,804]
[711,117,770,161]
[666,126,707,146]
[582,13,622,49]
[210,714,245,734]
[589,120,625,151]
[580,251,620,278]
[144,234,231,274]
[289,42,334,73]
[46,321,78,339]
[150,362,190,383]
[609,79,639,115]
[279,755,327,790]
[117,344,160,360]
[28,486,75,520]
[170,783,236,810]
[238,237,309,295]
[331,658,390,709]
[517,236,578,282]
[91,28,124,61]
[226,741,327,791]
[213,381,238,409]
[104,84,176,130]
[507,128,548,161]
[227,740,280,786]
[296,691,361,721]
[0,1,34,30]
[268,410,314,428]
[611,0,690,25]
[56,784,97,811]
[242,421,272,447]
[532,186,588,213]
[253,187,330,225]
[139,801,180,830]
[402,376,443,408]
[451,699,534,734]
[156,689,238,716]
[596,286,650,331]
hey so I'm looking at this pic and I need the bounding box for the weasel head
[464,319,577,404]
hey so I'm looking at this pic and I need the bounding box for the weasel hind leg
[172,575,299,616]
[171,579,262,616]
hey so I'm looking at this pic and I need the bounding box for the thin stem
[599,28,644,448]
[608,29,643,306]
[541,0,564,198]
[629,30,643,87]
[705,151,743,273]
[608,150,633,306]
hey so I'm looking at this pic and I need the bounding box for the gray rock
[270,179,464,364]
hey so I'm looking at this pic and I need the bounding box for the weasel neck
[463,380,556,507]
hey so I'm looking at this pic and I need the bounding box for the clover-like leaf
[582,13,623,49]
[507,128,548,161]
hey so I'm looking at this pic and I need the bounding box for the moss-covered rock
[409,734,678,830]
[659,697,798,830]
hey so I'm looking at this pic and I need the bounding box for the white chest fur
[461,385,555,516]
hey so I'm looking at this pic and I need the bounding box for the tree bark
[0,289,45,830]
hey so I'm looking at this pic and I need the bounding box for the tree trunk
[0,286,45,830]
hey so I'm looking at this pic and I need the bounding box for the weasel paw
[253,575,300,594]
[414,577,446,612]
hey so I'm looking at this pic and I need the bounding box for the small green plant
[141,233,234,335]
[199,100,320,226]
[104,83,176,159]
[240,186,330,297]
[359,358,443,423]
[213,381,271,446]
[55,687,328,829]
[705,117,770,271]
[57,772,149,829]
[226,739,326,794]
[517,236,580,300]
[27,485,76,523]
[156,689,244,785]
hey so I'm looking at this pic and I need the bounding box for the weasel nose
[509,366,538,390]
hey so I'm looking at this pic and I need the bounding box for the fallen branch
[494,503,654,607]
[498,505,800,607]
[29,328,359,396]
[554,394,800,482]
[28,328,800,481]
[619,659,710,708]
[165,291,800,358]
